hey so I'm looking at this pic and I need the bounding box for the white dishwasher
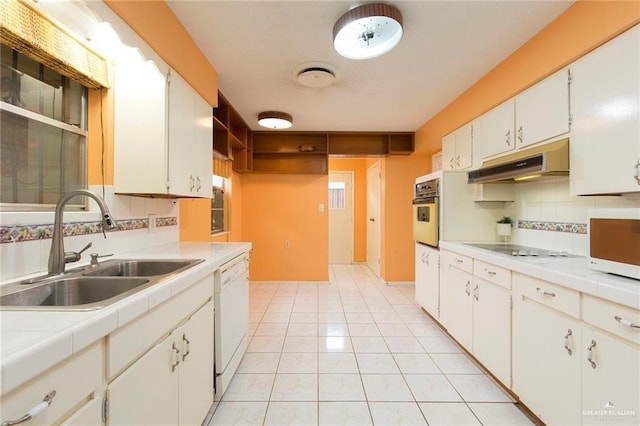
[214,253,249,397]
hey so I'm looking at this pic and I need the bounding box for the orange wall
[380,154,431,282]
[241,174,328,282]
[415,0,640,156]
[87,88,114,185]
[328,158,368,262]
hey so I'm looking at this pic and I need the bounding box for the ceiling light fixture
[258,111,293,129]
[333,3,403,60]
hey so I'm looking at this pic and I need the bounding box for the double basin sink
[0,259,204,311]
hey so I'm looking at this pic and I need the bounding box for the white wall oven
[413,177,439,247]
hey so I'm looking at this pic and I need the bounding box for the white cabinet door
[168,70,197,197]
[442,132,456,171]
[441,124,473,171]
[194,94,213,196]
[581,326,640,426]
[512,297,581,426]
[415,243,439,318]
[113,49,169,195]
[515,69,570,148]
[440,265,473,351]
[477,99,515,159]
[472,278,511,387]
[108,332,180,425]
[570,25,640,195]
[455,124,473,170]
[178,301,214,425]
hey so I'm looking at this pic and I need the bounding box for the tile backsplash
[504,177,640,255]
[0,185,180,282]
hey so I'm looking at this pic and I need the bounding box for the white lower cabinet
[414,242,439,318]
[472,278,511,387]
[0,341,104,426]
[513,274,581,426]
[108,300,214,425]
[440,261,473,351]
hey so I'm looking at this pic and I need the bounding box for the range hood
[468,139,569,183]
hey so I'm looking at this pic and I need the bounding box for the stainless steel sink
[0,258,204,311]
[83,259,198,277]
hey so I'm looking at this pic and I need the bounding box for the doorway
[328,171,354,264]
[367,162,381,277]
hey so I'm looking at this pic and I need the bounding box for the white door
[329,172,354,264]
[367,162,381,277]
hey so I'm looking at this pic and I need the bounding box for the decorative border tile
[517,220,587,234]
[0,216,178,244]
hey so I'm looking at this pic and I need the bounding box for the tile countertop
[0,241,252,397]
[440,241,640,310]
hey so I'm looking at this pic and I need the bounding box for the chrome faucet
[48,190,118,275]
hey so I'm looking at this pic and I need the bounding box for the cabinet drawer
[0,341,103,426]
[108,275,213,379]
[443,251,473,274]
[474,260,511,290]
[583,295,640,346]
[514,274,580,318]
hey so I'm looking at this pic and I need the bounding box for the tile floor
[207,264,536,425]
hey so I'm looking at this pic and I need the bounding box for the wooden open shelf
[213,92,252,173]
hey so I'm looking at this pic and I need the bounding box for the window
[328,181,346,210]
[211,174,228,234]
[0,44,88,209]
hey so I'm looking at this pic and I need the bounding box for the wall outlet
[284,240,291,248]
[148,214,157,232]
[319,203,325,213]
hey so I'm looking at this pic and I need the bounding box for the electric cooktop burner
[465,243,579,258]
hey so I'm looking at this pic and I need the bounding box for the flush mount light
[258,111,293,129]
[333,3,403,60]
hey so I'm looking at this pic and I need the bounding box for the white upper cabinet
[570,24,640,195]
[476,99,516,160]
[167,70,213,197]
[515,69,570,149]
[442,124,474,171]
[114,51,212,198]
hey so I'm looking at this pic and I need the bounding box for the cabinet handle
[182,333,191,361]
[586,340,597,369]
[473,284,479,301]
[449,158,454,169]
[1,390,56,426]
[517,125,523,143]
[633,160,639,185]
[614,315,640,328]
[425,253,429,266]
[171,342,181,372]
[505,130,511,146]
[536,287,556,297]
[189,175,195,191]
[563,329,573,356]
[465,280,471,296]
[455,258,464,264]
[196,176,202,191]
[484,268,496,276]
[455,155,460,167]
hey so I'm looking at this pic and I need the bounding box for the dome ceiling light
[258,111,293,129]
[333,3,403,60]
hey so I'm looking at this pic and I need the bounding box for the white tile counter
[440,241,640,310]
[0,242,251,397]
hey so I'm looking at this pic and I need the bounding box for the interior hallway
[207,264,536,425]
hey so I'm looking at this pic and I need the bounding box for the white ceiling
[166,1,574,132]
